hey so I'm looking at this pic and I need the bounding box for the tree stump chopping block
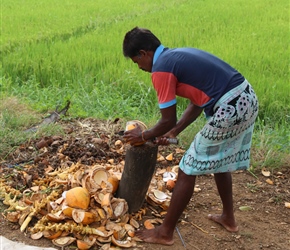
[116,143,158,213]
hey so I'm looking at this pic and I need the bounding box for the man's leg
[208,172,238,232]
[135,169,196,245]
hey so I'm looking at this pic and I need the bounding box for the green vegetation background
[1,0,289,167]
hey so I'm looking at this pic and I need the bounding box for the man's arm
[142,104,177,140]
[123,103,203,145]
[168,102,203,137]
[144,102,203,140]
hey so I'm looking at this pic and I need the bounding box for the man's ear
[139,50,147,57]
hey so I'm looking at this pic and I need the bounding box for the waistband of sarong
[213,79,249,111]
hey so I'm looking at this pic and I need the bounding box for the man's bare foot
[208,214,239,232]
[135,227,174,245]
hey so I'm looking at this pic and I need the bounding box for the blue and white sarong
[179,80,259,175]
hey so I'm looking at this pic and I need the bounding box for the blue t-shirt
[151,45,245,116]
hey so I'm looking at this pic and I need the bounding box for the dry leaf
[175,148,185,154]
[239,206,252,211]
[266,179,274,185]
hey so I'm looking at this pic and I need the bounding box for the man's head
[123,27,161,72]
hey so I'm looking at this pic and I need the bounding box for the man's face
[131,50,153,73]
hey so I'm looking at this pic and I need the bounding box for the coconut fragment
[129,218,140,229]
[163,171,177,182]
[72,209,97,225]
[111,235,133,248]
[46,213,65,223]
[77,236,96,250]
[157,154,165,162]
[165,153,173,161]
[52,236,76,247]
[153,190,168,201]
[91,167,108,187]
[30,231,43,240]
[6,211,20,223]
[262,168,271,177]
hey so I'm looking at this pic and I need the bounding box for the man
[123,27,258,246]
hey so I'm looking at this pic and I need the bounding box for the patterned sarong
[179,79,259,175]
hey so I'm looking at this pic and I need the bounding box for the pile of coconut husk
[0,120,187,249]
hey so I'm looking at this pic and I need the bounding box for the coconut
[65,187,90,210]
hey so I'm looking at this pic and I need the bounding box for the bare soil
[0,118,289,250]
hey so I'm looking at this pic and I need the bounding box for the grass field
[1,0,289,166]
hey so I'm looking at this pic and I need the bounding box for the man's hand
[154,137,173,145]
[123,124,145,146]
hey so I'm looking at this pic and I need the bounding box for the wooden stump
[116,143,158,213]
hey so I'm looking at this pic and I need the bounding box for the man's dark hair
[123,27,161,58]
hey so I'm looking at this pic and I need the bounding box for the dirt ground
[0,118,289,250]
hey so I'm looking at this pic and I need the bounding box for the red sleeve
[152,72,177,105]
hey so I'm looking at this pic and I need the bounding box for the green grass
[1,0,289,167]
[0,97,64,158]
